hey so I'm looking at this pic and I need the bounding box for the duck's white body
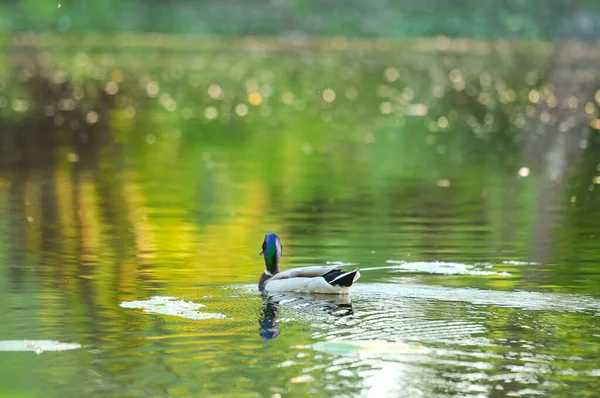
[262,266,361,294]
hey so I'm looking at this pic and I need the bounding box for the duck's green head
[260,232,282,275]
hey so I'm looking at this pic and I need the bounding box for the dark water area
[0,35,600,397]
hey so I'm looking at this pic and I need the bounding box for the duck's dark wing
[321,268,360,287]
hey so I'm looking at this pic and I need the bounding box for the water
[1,35,600,397]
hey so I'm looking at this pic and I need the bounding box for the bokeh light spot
[86,111,99,125]
[248,92,262,106]
[379,102,393,115]
[529,90,540,103]
[208,84,222,99]
[438,116,449,128]
[281,91,295,105]
[146,81,159,97]
[235,103,248,116]
[322,88,336,102]
[105,81,119,95]
[204,107,218,120]
[384,67,400,82]
[407,104,428,116]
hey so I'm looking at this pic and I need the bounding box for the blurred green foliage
[1,0,600,39]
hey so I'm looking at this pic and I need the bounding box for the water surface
[0,35,599,397]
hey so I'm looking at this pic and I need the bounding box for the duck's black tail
[322,268,360,287]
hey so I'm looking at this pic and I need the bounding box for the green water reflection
[0,35,599,397]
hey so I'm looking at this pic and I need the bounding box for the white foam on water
[360,261,511,276]
[120,296,226,320]
[0,340,81,354]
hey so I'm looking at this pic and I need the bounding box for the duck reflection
[258,292,354,340]
[259,296,280,340]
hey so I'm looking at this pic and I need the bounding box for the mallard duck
[258,232,360,294]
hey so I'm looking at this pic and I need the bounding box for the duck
[258,232,360,294]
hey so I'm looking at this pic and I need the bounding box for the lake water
[1,35,600,397]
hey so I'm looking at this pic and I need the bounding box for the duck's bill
[259,250,264,256]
